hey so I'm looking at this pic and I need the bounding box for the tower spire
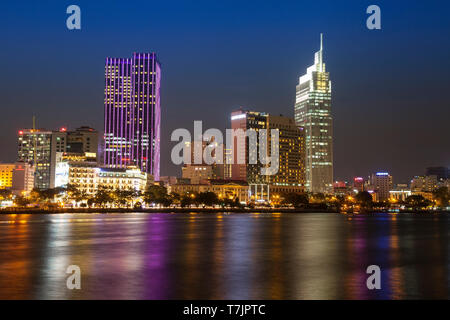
[320,33,323,51]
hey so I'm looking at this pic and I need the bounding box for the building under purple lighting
[104,53,161,181]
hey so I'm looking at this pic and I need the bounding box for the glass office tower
[294,34,333,193]
[104,53,161,181]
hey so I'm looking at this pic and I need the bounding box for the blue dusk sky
[0,0,449,182]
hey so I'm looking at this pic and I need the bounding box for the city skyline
[0,1,449,183]
[2,1,450,303]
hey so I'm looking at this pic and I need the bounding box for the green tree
[144,185,171,207]
[113,189,128,208]
[180,194,193,208]
[31,188,66,204]
[232,197,241,208]
[65,184,88,206]
[14,195,31,207]
[94,186,113,208]
[197,191,218,207]
[405,195,431,209]
[87,197,95,208]
[432,187,449,207]
[282,192,309,208]
[170,192,181,206]
[0,189,12,200]
[311,193,325,203]
[355,191,373,209]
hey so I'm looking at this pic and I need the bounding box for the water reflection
[0,212,450,299]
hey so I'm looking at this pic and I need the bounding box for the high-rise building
[18,129,53,189]
[294,34,333,193]
[230,110,306,195]
[267,115,305,188]
[66,126,99,155]
[230,110,269,184]
[411,175,438,193]
[223,145,233,179]
[103,53,161,181]
[369,172,393,201]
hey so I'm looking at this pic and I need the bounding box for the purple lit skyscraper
[104,53,161,180]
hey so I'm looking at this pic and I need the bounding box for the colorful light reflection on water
[0,212,449,299]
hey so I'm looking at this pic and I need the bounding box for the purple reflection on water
[1,212,450,299]
[143,214,171,299]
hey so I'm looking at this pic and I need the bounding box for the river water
[0,212,449,299]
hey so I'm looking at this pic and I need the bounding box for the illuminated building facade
[369,172,393,201]
[230,110,305,202]
[230,109,269,184]
[169,179,249,203]
[68,165,147,196]
[11,162,35,195]
[353,177,364,192]
[267,115,305,189]
[230,110,305,188]
[333,180,349,195]
[0,164,15,189]
[224,145,233,179]
[104,53,161,181]
[66,126,99,155]
[410,175,438,193]
[182,165,214,184]
[390,184,411,202]
[17,129,53,189]
[0,162,35,195]
[18,127,99,189]
[294,34,333,193]
[181,139,225,184]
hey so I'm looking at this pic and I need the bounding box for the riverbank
[0,207,448,214]
[0,207,337,214]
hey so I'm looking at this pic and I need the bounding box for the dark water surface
[0,212,449,299]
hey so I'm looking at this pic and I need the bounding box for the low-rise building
[333,181,350,196]
[0,163,15,189]
[267,185,305,203]
[12,162,35,195]
[170,179,249,203]
[182,165,214,184]
[68,164,147,196]
[98,167,147,192]
[1,162,35,196]
[353,177,364,193]
[68,162,98,195]
[181,138,225,184]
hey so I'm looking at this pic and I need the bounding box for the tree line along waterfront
[0,184,448,214]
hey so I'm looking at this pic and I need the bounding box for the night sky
[1,0,449,183]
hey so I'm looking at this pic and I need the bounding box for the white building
[68,164,147,196]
